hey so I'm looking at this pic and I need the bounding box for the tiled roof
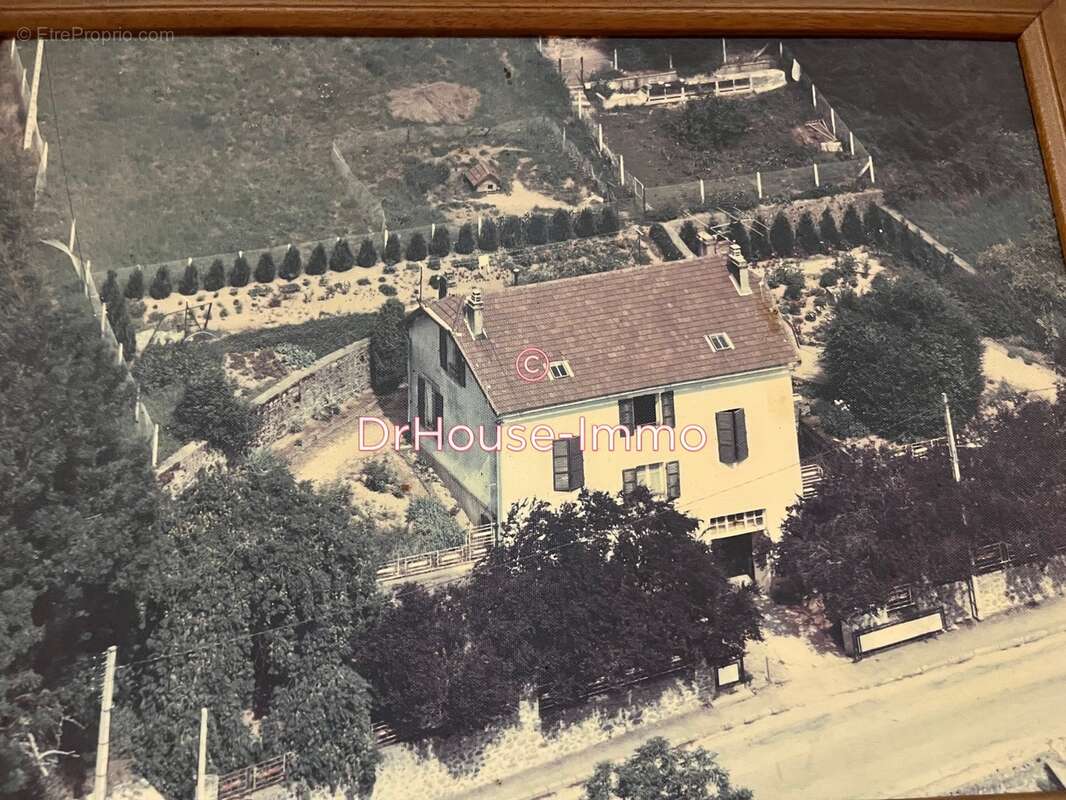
[463,160,499,188]
[423,255,797,416]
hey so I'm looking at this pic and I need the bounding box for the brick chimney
[727,242,751,295]
[465,287,484,337]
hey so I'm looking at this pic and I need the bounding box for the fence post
[476,214,482,237]
[151,424,159,468]
[619,154,625,186]
[34,140,48,205]
[613,48,618,70]
[382,226,388,249]
[779,41,784,57]
[100,303,108,333]
[756,171,763,199]
[830,107,836,136]
[116,342,123,365]
[699,178,705,205]
[868,156,876,184]
[22,40,43,152]
[597,123,603,152]
[813,163,820,188]
[849,131,855,156]
[811,83,817,108]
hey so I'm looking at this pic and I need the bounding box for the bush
[455,223,476,255]
[818,268,840,288]
[279,246,302,281]
[819,208,842,250]
[361,457,399,494]
[598,206,621,235]
[776,268,805,300]
[405,232,428,262]
[796,211,822,255]
[125,268,145,299]
[178,263,199,296]
[500,215,524,248]
[525,214,549,245]
[649,223,683,261]
[203,259,226,292]
[405,496,466,552]
[574,208,597,238]
[679,220,702,255]
[862,205,883,244]
[549,209,574,242]
[273,342,317,370]
[149,266,172,300]
[330,239,355,272]
[378,284,397,296]
[672,94,751,148]
[750,215,772,261]
[171,367,258,459]
[770,212,795,257]
[254,252,277,283]
[728,219,752,260]
[478,217,499,251]
[306,243,328,275]
[383,233,402,265]
[841,204,866,246]
[430,225,451,257]
[355,238,378,268]
[812,397,870,438]
[229,254,251,287]
[369,298,406,393]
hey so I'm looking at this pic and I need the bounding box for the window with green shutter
[716,409,748,464]
[666,460,681,499]
[552,437,584,492]
[660,391,675,428]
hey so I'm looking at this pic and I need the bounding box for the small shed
[463,160,501,194]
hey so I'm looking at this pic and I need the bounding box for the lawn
[29,37,571,273]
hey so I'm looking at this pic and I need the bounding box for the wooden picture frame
[0,0,1064,255]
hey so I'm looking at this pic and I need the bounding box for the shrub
[330,239,355,272]
[813,397,870,438]
[777,268,805,300]
[149,266,172,300]
[178,262,199,296]
[124,268,145,300]
[429,225,451,257]
[649,223,682,261]
[796,212,822,255]
[307,243,328,275]
[361,457,399,493]
[750,215,773,261]
[525,214,549,245]
[679,220,701,255]
[229,254,251,287]
[672,94,751,148]
[203,259,226,292]
[171,367,258,459]
[478,217,499,251]
[598,206,621,235]
[500,216,524,248]
[378,284,397,296]
[455,223,476,255]
[728,219,752,260]
[818,268,840,288]
[357,277,371,286]
[841,204,866,246]
[819,208,841,250]
[549,209,574,242]
[254,252,277,283]
[770,212,795,257]
[279,246,302,281]
[574,208,597,238]
[273,342,317,370]
[405,232,428,262]
[405,496,466,552]
[862,204,883,244]
[356,238,378,267]
[383,233,402,265]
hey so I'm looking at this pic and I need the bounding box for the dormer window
[705,332,734,352]
[548,360,573,380]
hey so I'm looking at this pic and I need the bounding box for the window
[437,325,466,386]
[706,509,765,536]
[618,391,675,431]
[432,389,444,431]
[716,408,748,464]
[548,360,573,380]
[622,461,680,500]
[417,375,443,431]
[705,332,734,352]
[552,437,584,492]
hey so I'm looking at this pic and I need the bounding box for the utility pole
[92,646,117,800]
[196,708,209,800]
[943,392,961,483]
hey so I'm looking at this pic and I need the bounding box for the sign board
[856,610,944,656]
[716,662,742,687]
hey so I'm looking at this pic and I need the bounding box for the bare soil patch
[388,82,481,124]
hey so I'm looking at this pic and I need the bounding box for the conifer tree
[863,205,883,245]
[279,246,302,281]
[405,232,428,262]
[526,214,549,245]
[455,223,476,254]
[356,238,378,267]
[254,252,276,283]
[841,204,866,246]
[597,206,621,235]
[150,265,173,299]
[306,243,328,275]
[819,208,842,250]
[499,216,524,249]
[478,218,499,251]
[229,254,250,287]
[550,209,574,241]
[330,239,355,272]
[383,233,402,265]
[769,212,795,257]
[728,220,752,260]
[124,267,145,300]
[796,211,822,255]
[178,262,199,295]
[429,225,451,257]
[574,208,597,238]
[203,259,226,291]
[750,215,773,261]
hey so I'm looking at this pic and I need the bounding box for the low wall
[754,188,883,227]
[155,440,225,495]
[252,337,371,445]
[973,554,1066,619]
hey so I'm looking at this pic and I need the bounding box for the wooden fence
[375,522,497,583]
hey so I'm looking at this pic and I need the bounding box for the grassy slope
[31,38,569,271]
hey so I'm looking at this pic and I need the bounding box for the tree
[149,265,173,299]
[796,211,822,255]
[862,204,883,245]
[820,274,984,439]
[841,204,866,246]
[368,298,407,393]
[598,206,621,235]
[749,216,772,261]
[203,259,226,292]
[769,213,795,257]
[526,214,549,245]
[178,262,199,295]
[500,216,524,249]
[672,95,751,149]
[550,209,574,242]
[584,737,753,800]
[478,217,500,251]
[679,220,702,255]
[405,232,428,262]
[254,253,276,283]
[125,267,145,299]
[728,220,752,260]
[279,246,302,281]
[101,270,136,359]
[171,367,259,459]
[126,457,382,798]
[357,238,378,267]
[306,243,328,275]
[330,238,355,272]
[455,223,476,254]
[819,208,841,250]
[383,233,402,265]
[229,254,250,287]
[429,225,451,257]
[574,208,597,238]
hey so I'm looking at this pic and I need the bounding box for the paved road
[450,609,1066,800]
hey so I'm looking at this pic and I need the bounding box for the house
[463,160,501,193]
[405,248,803,584]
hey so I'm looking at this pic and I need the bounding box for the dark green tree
[499,216,524,249]
[820,275,984,439]
[672,95,751,148]
[383,233,402,265]
[841,204,866,246]
[862,204,883,245]
[171,367,258,459]
[819,208,842,250]
[796,211,822,255]
[574,208,597,238]
[526,214,549,245]
[306,243,328,275]
[550,209,574,242]
[125,267,145,299]
[279,246,302,281]
[584,737,752,800]
[598,206,621,235]
[357,238,379,268]
[229,254,250,287]
[369,298,407,394]
[203,259,226,292]
[178,262,199,295]
[729,220,752,260]
[429,225,451,257]
[769,212,795,257]
[749,216,773,261]
[330,238,355,272]
[405,232,428,262]
[679,220,702,255]
[101,269,136,359]
[254,252,276,283]
[150,265,173,299]
[455,223,476,254]
[478,217,500,251]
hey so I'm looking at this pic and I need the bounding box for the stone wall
[252,338,371,445]
[972,554,1066,619]
[156,440,226,495]
[753,188,883,227]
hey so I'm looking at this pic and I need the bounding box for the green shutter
[716,410,736,463]
[568,439,585,490]
[660,391,675,427]
[552,439,570,491]
[666,460,681,499]
[622,468,637,495]
[618,398,635,431]
[438,327,448,370]
[734,408,748,461]
[417,376,426,423]
[456,350,467,387]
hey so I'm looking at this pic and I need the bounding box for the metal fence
[216,753,289,800]
[375,522,497,583]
